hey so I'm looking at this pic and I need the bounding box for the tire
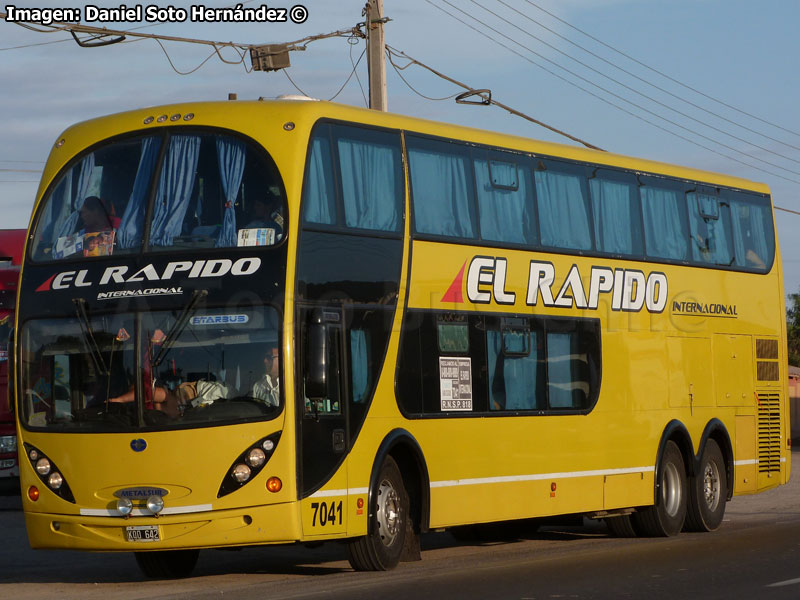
[347,456,409,571]
[685,439,727,532]
[633,441,687,537]
[605,515,638,538]
[135,549,200,579]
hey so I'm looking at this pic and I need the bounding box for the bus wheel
[134,549,200,579]
[347,456,408,571]
[685,439,727,532]
[604,515,638,537]
[633,441,687,537]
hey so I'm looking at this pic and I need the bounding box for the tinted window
[303,123,403,233]
[408,136,477,238]
[534,159,592,251]
[487,318,545,411]
[640,177,689,261]
[474,150,537,246]
[149,133,285,251]
[687,190,733,265]
[727,190,775,271]
[31,135,162,261]
[589,169,642,256]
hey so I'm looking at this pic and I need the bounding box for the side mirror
[304,311,328,400]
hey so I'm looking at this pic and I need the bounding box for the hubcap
[702,460,721,512]
[376,478,401,547]
[662,462,682,517]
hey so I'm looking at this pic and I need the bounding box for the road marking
[767,577,800,588]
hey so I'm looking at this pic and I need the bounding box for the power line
[520,0,800,140]
[483,0,800,157]
[426,0,800,185]
[385,45,603,150]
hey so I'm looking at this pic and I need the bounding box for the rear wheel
[347,456,409,571]
[685,439,727,532]
[633,441,687,537]
[134,549,199,579]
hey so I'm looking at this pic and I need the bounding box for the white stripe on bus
[80,504,213,517]
[430,465,655,488]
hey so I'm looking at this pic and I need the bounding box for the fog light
[146,495,164,515]
[232,463,251,483]
[48,472,63,489]
[266,477,282,493]
[28,486,39,501]
[116,497,133,516]
[28,449,39,461]
[246,448,266,468]
[35,457,51,476]
[262,439,275,452]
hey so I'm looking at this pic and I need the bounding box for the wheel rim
[702,460,721,512]
[662,462,682,517]
[376,478,401,547]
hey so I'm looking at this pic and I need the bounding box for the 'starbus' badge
[130,439,147,452]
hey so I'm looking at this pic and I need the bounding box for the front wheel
[685,439,727,532]
[633,440,687,537]
[347,456,409,571]
[135,549,199,579]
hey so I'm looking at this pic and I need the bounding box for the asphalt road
[1,455,799,600]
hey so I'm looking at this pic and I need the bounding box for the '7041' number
[311,500,343,526]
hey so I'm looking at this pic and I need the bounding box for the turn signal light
[28,486,40,501]
[266,477,282,493]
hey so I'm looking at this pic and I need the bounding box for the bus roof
[49,98,770,197]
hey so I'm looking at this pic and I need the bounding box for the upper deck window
[688,190,733,266]
[534,159,593,251]
[303,123,403,233]
[30,130,286,261]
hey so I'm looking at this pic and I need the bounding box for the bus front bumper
[24,501,301,551]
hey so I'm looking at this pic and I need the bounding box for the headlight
[0,435,16,454]
[246,448,266,468]
[232,463,251,483]
[116,497,133,516]
[146,495,164,515]
[47,472,63,489]
[35,457,51,475]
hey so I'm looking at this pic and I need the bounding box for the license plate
[126,525,160,542]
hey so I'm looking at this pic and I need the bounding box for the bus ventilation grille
[757,392,782,474]
[756,338,779,359]
[757,361,780,381]
[756,338,780,381]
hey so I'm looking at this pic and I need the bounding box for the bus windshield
[30,131,286,262]
[20,306,282,431]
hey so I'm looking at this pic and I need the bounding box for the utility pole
[365,0,387,111]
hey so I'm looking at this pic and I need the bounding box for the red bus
[0,229,25,491]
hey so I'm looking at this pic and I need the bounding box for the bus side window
[588,170,643,257]
[533,159,592,251]
[303,125,337,226]
[407,136,477,239]
[728,191,774,271]
[687,191,733,265]
[487,318,544,411]
[640,178,689,261]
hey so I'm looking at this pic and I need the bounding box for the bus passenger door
[298,306,349,536]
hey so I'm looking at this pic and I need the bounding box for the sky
[1,0,799,292]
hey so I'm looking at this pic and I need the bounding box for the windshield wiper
[73,298,108,376]
[151,289,208,369]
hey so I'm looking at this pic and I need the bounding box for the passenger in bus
[249,344,280,406]
[80,196,119,233]
[109,379,228,417]
[244,192,284,243]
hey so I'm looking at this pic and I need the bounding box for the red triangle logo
[35,274,56,292]
[441,261,466,303]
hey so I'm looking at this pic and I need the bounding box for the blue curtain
[487,330,540,410]
[350,330,369,404]
[216,137,246,247]
[475,158,535,245]
[304,136,337,225]
[547,333,581,408]
[117,137,161,249]
[535,169,591,250]
[731,199,771,269]
[590,178,637,254]
[339,138,399,231]
[149,135,201,247]
[409,147,475,238]
[37,175,72,249]
[688,193,732,264]
[54,153,96,240]
[641,185,687,260]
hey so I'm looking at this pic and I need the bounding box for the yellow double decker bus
[12,98,789,577]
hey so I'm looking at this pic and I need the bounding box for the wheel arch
[653,420,693,506]
[696,419,734,501]
[369,428,430,534]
